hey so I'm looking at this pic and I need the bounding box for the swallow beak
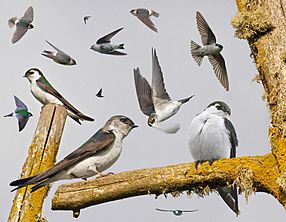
[148,123,152,127]
[132,124,139,129]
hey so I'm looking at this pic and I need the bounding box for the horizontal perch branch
[52,153,285,216]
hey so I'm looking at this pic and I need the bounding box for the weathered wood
[51,154,284,212]
[8,104,67,222]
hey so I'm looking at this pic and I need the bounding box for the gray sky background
[1,0,285,221]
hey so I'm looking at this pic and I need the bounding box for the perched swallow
[90,27,127,55]
[96,88,103,98]
[4,95,33,132]
[8,6,34,44]
[10,115,137,192]
[187,101,239,215]
[41,40,76,66]
[134,48,194,134]
[191,11,229,91]
[83,15,91,24]
[155,208,198,216]
[23,68,94,124]
[130,8,159,33]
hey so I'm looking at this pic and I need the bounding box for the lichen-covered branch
[8,104,67,222]
[52,154,285,215]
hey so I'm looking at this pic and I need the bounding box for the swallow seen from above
[130,8,159,33]
[90,27,127,55]
[134,48,194,134]
[23,68,94,124]
[4,95,33,132]
[191,11,229,91]
[155,208,198,216]
[96,88,103,98]
[187,101,239,215]
[10,115,137,192]
[41,40,76,66]
[83,15,91,24]
[8,6,34,44]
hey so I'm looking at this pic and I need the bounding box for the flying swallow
[83,15,91,24]
[41,40,77,66]
[8,6,34,44]
[134,48,194,134]
[10,115,137,192]
[4,95,33,132]
[191,11,229,91]
[23,68,94,124]
[130,8,159,33]
[187,101,239,215]
[96,88,103,98]
[155,208,198,216]
[90,27,127,55]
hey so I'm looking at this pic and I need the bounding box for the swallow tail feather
[118,44,124,49]
[151,10,159,17]
[179,95,194,104]
[190,40,204,66]
[218,186,240,216]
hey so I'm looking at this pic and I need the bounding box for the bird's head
[104,115,138,138]
[130,9,137,16]
[28,24,34,29]
[69,58,77,65]
[28,112,33,117]
[147,113,158,127]
[23,68,43,82]
[205,101,231,117]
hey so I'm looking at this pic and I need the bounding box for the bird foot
[82,178,87,181]
[195,159,217,169]
[98,172,114,178]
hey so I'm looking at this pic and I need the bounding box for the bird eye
[120,117,127,123]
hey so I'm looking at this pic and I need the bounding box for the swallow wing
[17,115,29,132]
[196,11,216,45]
[151,49,171,102]
[96,27,124,44]
[22,6,33,22]
[108,51,127,56]
[14,95,28,111]
[135,10,158,32]
[208,54,229,91]
[155,208,172,212]
[12,26,28,43]
[134,68,155,116]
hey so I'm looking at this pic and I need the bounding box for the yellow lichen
[231,7,273,39]
[277,171,286,193]
[234,168,256,203]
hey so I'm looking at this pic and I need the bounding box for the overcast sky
[1,0,285,221]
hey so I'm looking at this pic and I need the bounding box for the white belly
[156,101,181,122]
[67,139,122,178]
[30,83,62,105]
[188,114,230,161]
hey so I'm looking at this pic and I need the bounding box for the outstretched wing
[134,68,155,116]
[96,27,124,44]
[196,11,216,45]
[22,6,33,22]
[135,9,157,32]
[12,26,28,43]
[14,95,28,111]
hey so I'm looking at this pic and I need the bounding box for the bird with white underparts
[90,27,127,55]
[41,40,76,66]
[134,48,194,134]
[10,115,137,192]
[187,101,239,215]
[4,95,33,132]
[8,6,34,44]
[23,68,94,124]
[130,8,159,33]
[190,11,229,91]
[155,208,198,216]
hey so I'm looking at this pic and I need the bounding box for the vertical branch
[8,104,67,222]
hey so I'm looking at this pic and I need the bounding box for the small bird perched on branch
[187,101,239,215]
[8,6,34,44]
[23,68,94,124]
[10,115,137,192]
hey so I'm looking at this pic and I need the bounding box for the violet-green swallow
[23,68,94,124]
[96,88,103,98]
[90,27,127,55]
[83,15,91,24]
[8,6,34,44]
[10,115,137,192]
[41,40,76,66]
[4,95,33,132]
[134,48,194,134]
[155,208,198,216]
[130,8,159,33]
[191,11,229,91]
[187,101,239,215]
